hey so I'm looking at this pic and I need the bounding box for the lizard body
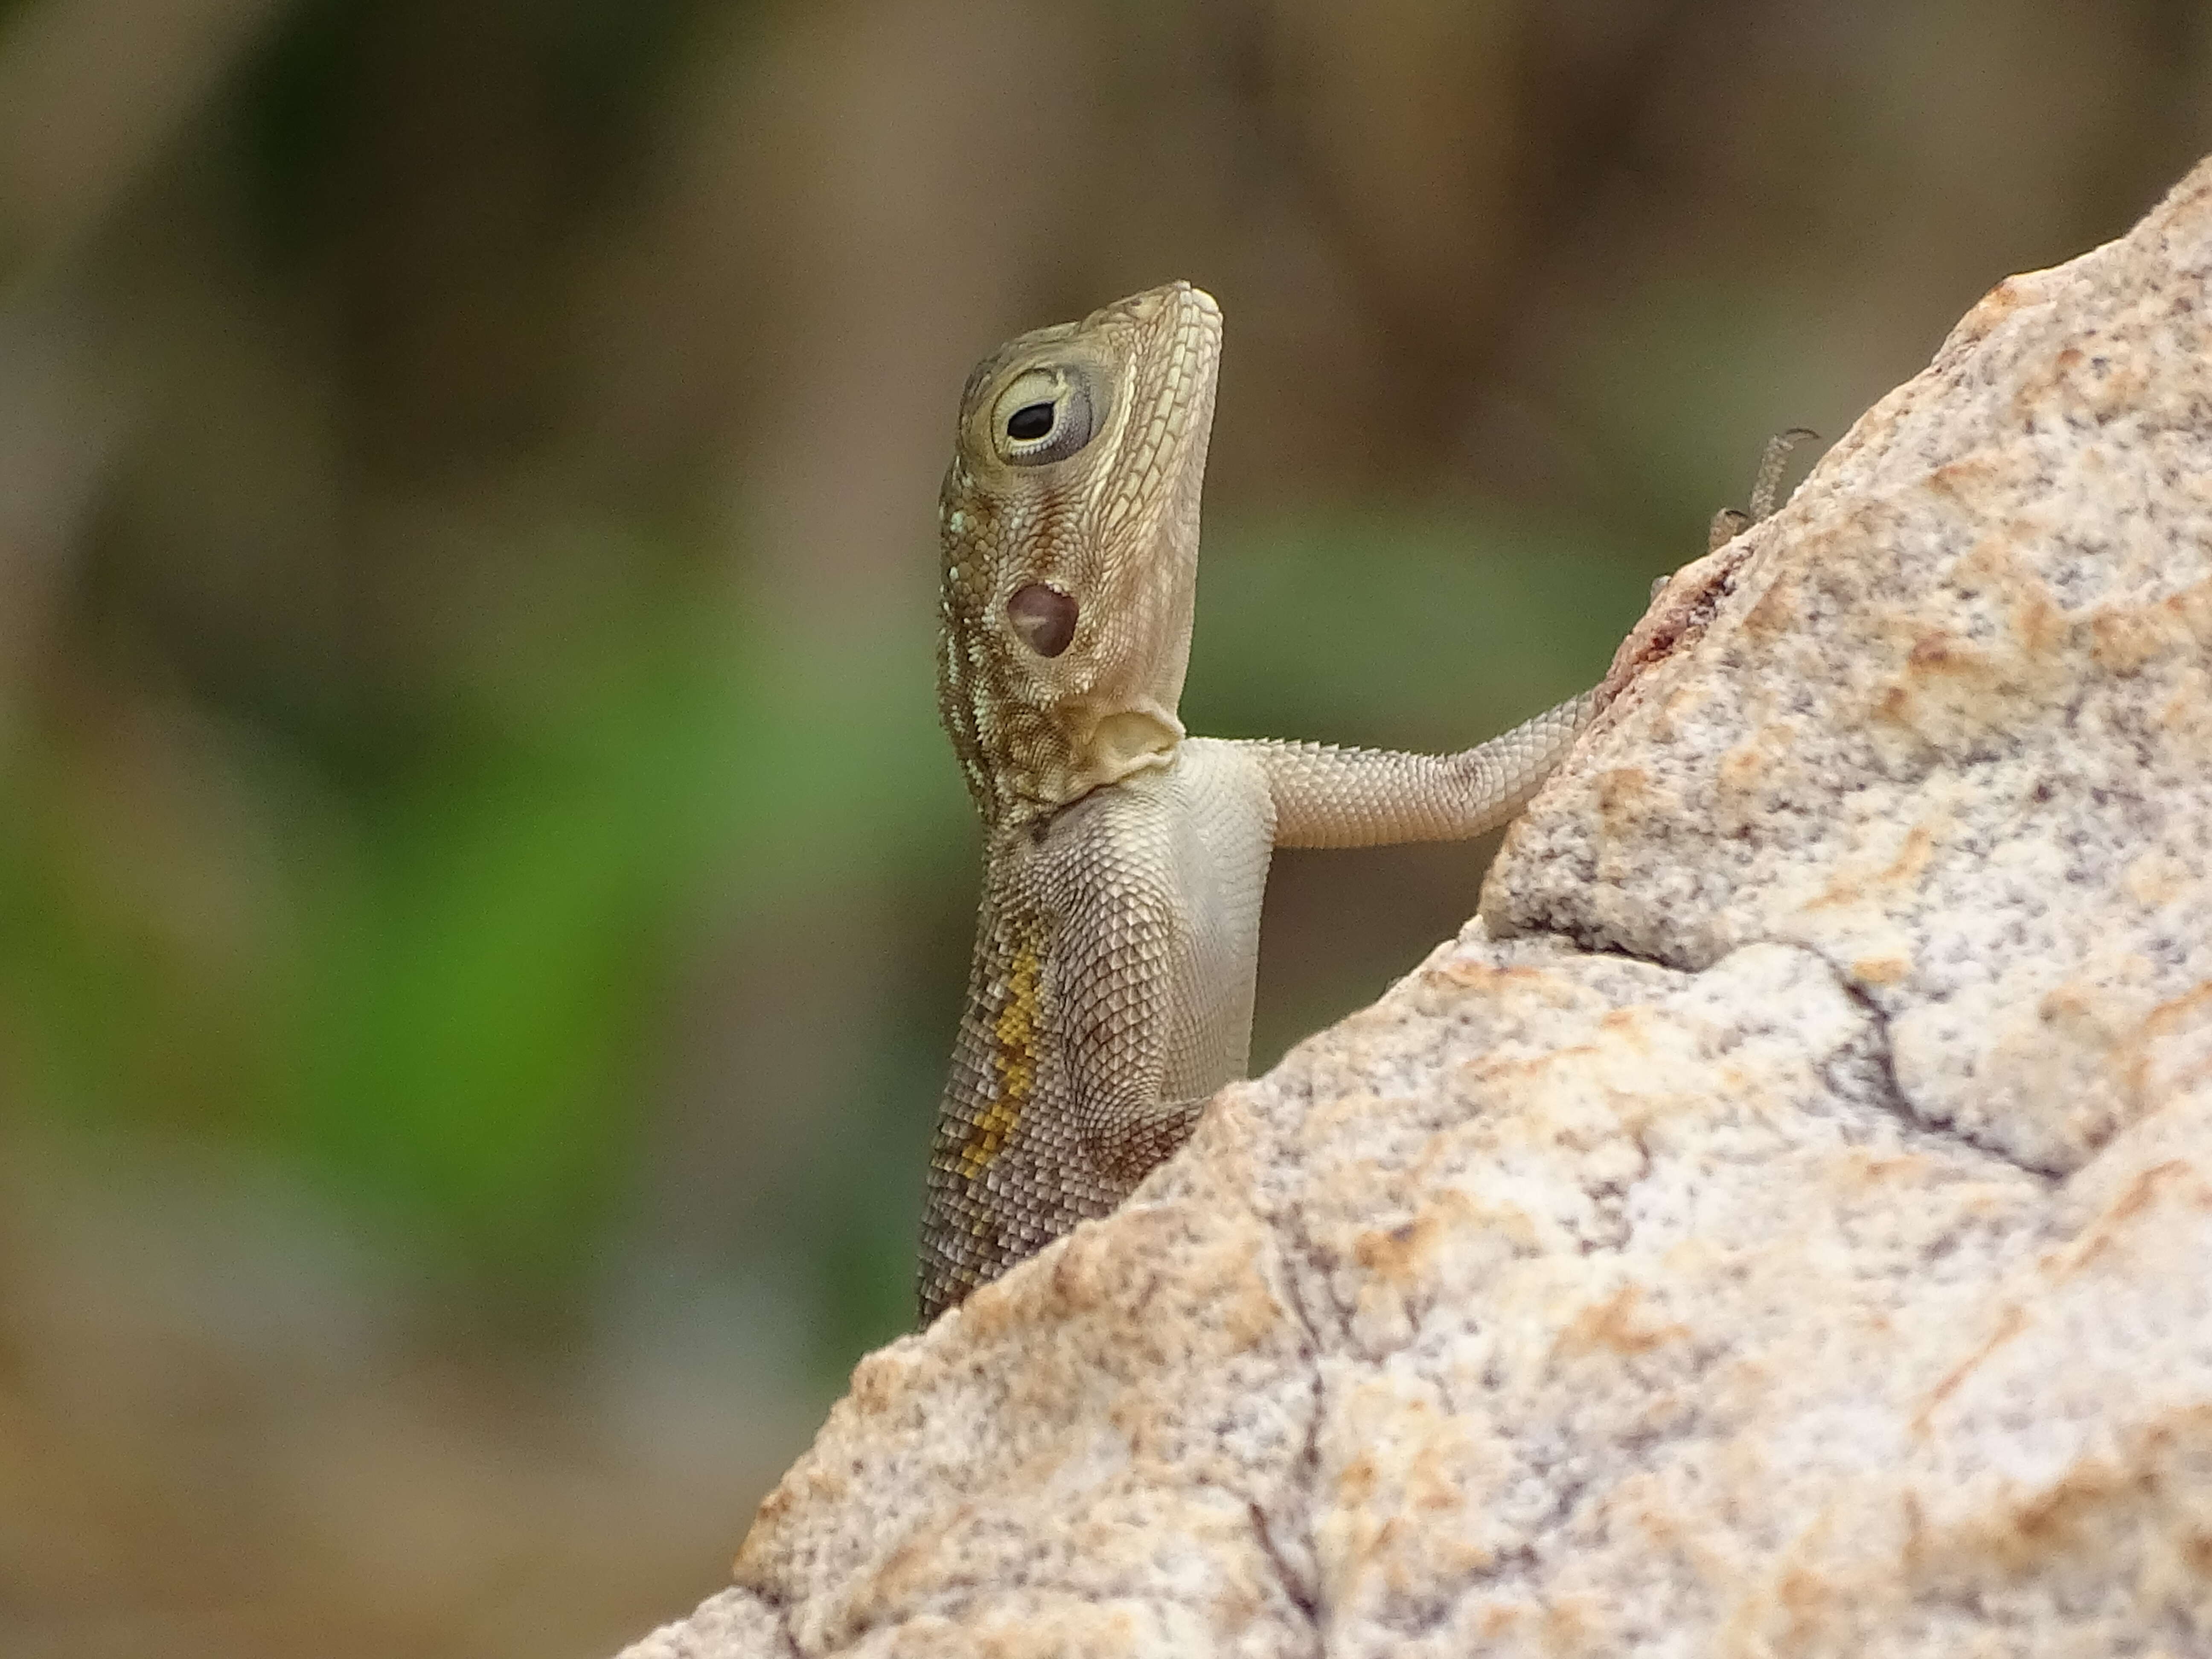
[920,282,1593,1323]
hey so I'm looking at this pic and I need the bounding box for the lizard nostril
[1007,583,1078,657]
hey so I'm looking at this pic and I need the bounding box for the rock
[618,157,2212,1658]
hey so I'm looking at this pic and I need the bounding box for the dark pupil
[1006,401,1055,442]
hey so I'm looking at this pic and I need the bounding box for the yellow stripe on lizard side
[958,941,1041,1179]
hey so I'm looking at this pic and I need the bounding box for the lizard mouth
[1089,281,1222,542]
[1160,283,1224,417]
[1153,283,1224,412]
[1091,282,1223,422]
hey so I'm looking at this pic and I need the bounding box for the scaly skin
[920,282,1593,1323]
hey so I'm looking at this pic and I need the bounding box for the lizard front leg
[1241,691,1595,850]
[1244,428,1821,850]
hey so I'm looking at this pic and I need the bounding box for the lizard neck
[946,682,1185,830]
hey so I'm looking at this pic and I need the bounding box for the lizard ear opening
[1007,583,1078,658]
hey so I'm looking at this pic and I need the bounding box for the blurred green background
[0,1,2203,1653]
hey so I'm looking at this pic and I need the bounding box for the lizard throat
[958,700,1184,827]
[1080,708,1183,789]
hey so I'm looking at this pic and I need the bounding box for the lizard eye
[1007,582,1077,657]
[994,368,1096,466]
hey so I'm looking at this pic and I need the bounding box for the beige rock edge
[623,160,2212,1658]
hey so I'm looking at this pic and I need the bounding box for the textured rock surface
[620,160,2212,1657]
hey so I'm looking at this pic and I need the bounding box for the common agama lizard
[919,282,1595,1323]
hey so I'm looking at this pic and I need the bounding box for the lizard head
[936,281,1223,826]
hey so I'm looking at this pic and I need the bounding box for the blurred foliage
[236,0,715,257]
[0,553,962,1296]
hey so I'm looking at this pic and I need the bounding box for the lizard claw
[1701,427,1820,553]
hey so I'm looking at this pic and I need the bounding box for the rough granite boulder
[621,157,2212,1658]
